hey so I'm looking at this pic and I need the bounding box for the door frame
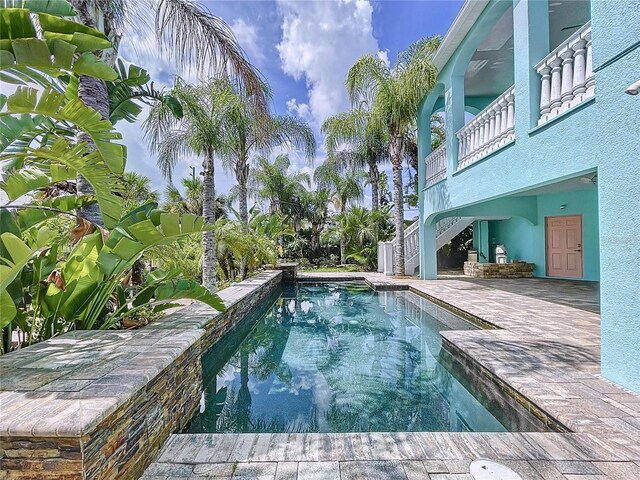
[545,214,584,278]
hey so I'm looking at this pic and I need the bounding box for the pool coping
[0,270,283,479]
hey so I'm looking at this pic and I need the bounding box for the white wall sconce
[580,174,597,185]
[625,80,640,95]
[560,204,567,210]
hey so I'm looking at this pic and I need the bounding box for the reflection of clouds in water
[301,300,313,313]
[218,365,238,384]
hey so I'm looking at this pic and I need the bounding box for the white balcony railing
[403,220,420,262]
[536,22,593,126]
[425,143,447,188]
[456,86,515,170]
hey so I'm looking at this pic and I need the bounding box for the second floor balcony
[422,0,594,190]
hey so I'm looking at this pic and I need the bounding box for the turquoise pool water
[185,283,545,434]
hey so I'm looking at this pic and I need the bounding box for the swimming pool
[185,282,545,434]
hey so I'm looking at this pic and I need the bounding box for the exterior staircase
[378,217,475,276]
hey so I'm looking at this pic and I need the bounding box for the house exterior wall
[417,0,640,392]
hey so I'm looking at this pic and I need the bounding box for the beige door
[546,215,583,278]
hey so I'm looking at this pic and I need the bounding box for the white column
[488,111,496,149]
[571,38,587,103]
[559,48,575,110]
[472,123,479,153]
[549,57,563,114]
[499,98,508,140]
[493,104,502,146]
[506,92,515,135]
[538,65,552,119]
[585,32,595,98]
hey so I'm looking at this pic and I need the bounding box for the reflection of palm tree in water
[237,348,251,431]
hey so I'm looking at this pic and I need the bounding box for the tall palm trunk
[368,160,379,211]
[236,159,250,229]
[311,223,320,259]
[390,134,405,276]
[236,159,250,279]
[339,205,347,265]
[202,152,217,291]
[71,0,117,227]
[76,76,110,226]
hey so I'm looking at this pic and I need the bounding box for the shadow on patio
[437,271,600,314]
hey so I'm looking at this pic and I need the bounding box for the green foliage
[0,2,224,353]
[0,204,224,345]
[107,59,183,124]
[323,206,393,270]
[0,5,117,86]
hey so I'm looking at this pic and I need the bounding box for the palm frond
[153,0,269,113]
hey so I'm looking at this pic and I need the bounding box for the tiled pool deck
[143,273,640,479]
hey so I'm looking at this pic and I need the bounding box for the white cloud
[377,49,390,68]
[285,98,312,121]
[276,0,381,129]
[231,18,265,64]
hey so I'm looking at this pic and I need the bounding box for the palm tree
[69,0,267,226]
[303,189,332,259]
[218,87,315,229]
[322,108,388,211]
[145,77,236,291]
[121,172,159,213]
[251,155,311,216]
[346,36,440,275]
[314,161,365,264]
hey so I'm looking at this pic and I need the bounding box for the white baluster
[549,57,563,115]
[480,112,489,149]
[571,38,587,105]
[477,122,485,159]
[506,91,515,139]
[538,65,552,122]
[499,98,508,142]
[488,111,496,150]
[493,103,502,146]
[584,32,595,98]
[472,123,479,154]
[559,48,575,111]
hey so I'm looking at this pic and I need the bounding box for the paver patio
[143,273,640,479]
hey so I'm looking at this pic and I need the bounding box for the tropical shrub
[0,2,223,352]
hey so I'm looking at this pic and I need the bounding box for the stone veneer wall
[463,261,535,278]
[0,271,282,480]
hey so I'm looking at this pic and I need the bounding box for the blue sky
[118,0,462,212]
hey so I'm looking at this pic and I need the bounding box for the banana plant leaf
[15,195,95,229]
[1,137,123,228]
[0,7,117,85]
[0,1,77,16]
[97,204,211,276]
[132,269,225,312]
[0,231,38,327]
[2,87,126,174]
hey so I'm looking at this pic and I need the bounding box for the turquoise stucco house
[414,0,639,392]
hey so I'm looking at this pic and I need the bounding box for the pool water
[185,283,545,434]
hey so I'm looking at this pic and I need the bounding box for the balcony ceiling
[513,174,597,197]
[549,0,591,49]
[464,7,514,98]
[462,0,590,99]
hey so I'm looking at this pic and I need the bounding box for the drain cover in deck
[470,459,523,480]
